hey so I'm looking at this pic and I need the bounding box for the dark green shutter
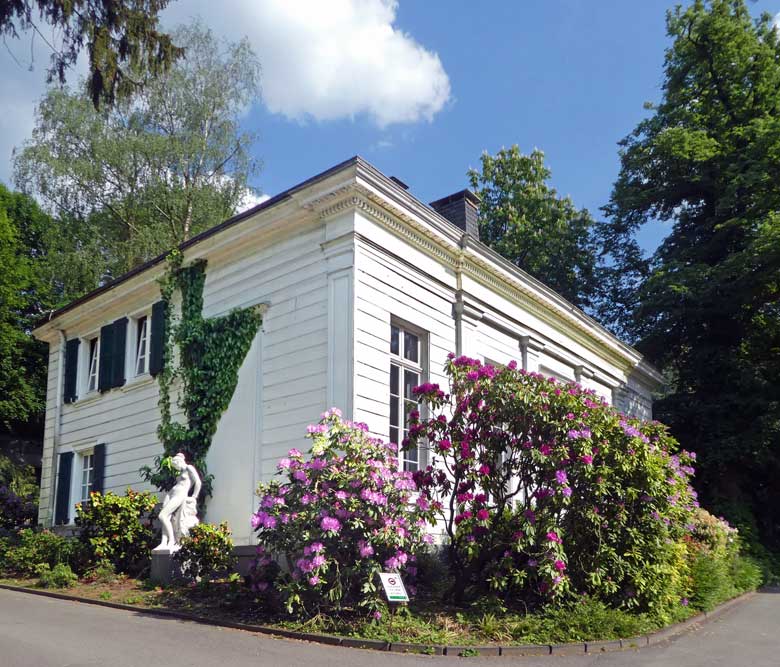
[98,324,114,392]
[111,318,128,388]
[63,339,80,403]
[149,300,166,377]
[54,452,73,525]
[92,443,106,495]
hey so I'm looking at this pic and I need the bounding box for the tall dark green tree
[1,0,181,109]
[468,146,600,309]
[603,0,780,547]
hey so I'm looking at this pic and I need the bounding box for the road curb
[0,583,756,658]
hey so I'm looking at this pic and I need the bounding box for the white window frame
[81,334,100,395]
[389,320,427,472]
[79,452,95,504]
[134,314,150,376]
[65,442,97,524]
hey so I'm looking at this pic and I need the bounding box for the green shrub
[410,357,697,618]
[730,555,763,592]
[685,508,762,611]
[36,562,77,588]
[174,522,235,581]
[2,529,81,577]
[83,560,119,584]
[75,489,159,576]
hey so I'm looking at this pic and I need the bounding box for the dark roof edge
[34,156,361,331]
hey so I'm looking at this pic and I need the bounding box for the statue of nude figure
[154,452,201,551]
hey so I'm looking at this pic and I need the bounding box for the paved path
[1,587,779,666]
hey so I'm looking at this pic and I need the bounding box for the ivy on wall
[141,250,264,502]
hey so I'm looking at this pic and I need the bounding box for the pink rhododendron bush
[408,356,699,618]
[249,409,436,615]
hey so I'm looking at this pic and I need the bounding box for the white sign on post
[378,572,409,602]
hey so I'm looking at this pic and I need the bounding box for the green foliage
[468,146,599,309]
[142,256,263,498]
[14,20,261,275]
[83,560,119,585]
[410,357,697,618]
[35,562,77,589]
[1,1,181,109]
[174,522,235,581]
[600,0,780,550]
[1,529,80,576]
[684,508,763,611]
[74,489,159,575]
[0,191,45,428]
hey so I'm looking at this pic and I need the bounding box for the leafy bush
[249,409,436,616]
[1,529,81,576]
[175,522,235,581]
[0,484,37,531]
[75,489,159,576]
[408,356,698,618]
[36,562,77,588]
[685,509,762,610]
[82,560,119,584]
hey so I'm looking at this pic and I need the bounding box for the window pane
[404,445,418,472]
[390,326,400,355]
[390,364,399,395]
[390,395,399,428]
[403,331,419,362]
[389,427,399,446]
[404,370,419,400]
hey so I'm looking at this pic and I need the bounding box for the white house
[33,156,661,546]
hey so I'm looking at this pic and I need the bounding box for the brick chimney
[429,189,480,239]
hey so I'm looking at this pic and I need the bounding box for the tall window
[389,323,423,472]
[80,453,94,502]
[87,337,100,392]
[135,316,149,376]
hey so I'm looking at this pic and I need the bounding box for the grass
[0,575,699,647]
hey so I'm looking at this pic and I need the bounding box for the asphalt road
[1,587,779,666]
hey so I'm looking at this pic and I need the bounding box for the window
[389,323,424,472]
[80,452,95,503]
[87,337,100,392]
[135,316,149,376]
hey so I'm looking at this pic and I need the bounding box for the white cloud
[238,189,271,212]
[163,0,451,127]
[0,1,450,183]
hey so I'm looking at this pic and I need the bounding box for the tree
[602,0,780,548]
[1,0,181,109]
[0,186,48,429]
[14,20,262,276]
[468,146,600,309]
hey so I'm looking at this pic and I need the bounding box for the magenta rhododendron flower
[320,516,341,532]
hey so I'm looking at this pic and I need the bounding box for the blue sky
[3,1,779,255]
[217,0,779,255]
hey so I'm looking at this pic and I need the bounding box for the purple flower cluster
[248,409,436,615]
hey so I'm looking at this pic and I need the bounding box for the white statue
[154,453,201,553]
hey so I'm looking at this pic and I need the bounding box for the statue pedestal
[150,547,183,585]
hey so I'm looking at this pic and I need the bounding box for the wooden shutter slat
[149,300,166,377]
[54,452,73,525]
[112,318,128,388]
[92,443,106,495]
[63,338,80,403]
[98,324,114,392]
